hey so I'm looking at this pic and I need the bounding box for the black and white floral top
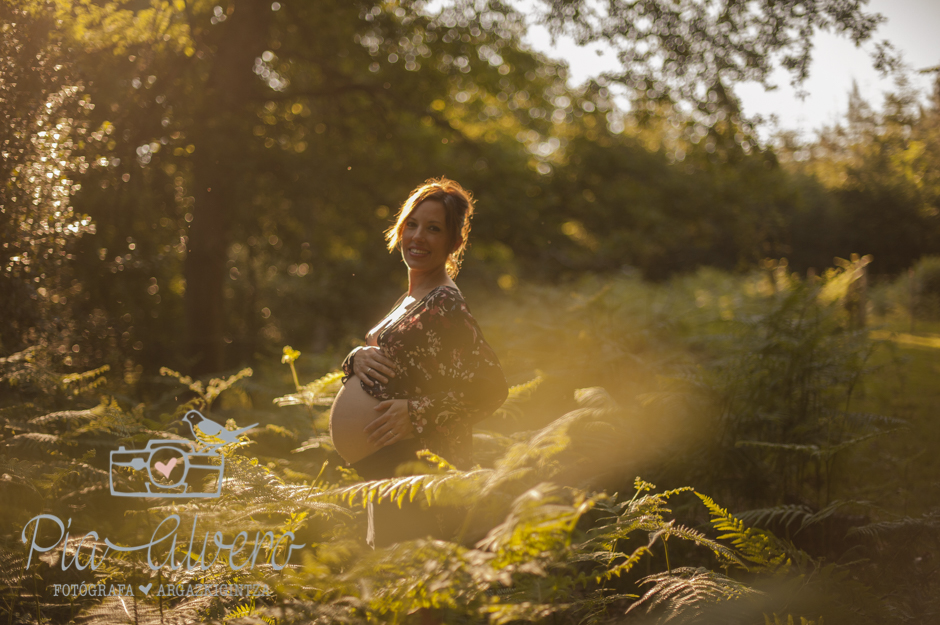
[341,285,508,469]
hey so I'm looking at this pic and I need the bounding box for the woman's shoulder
[428,284,463,299]
[423,285,467,313]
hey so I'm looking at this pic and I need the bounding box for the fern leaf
[490,375,543,421]
[60,364,110,395]
[846,512,940,543]
[274,370,344,408]
[628,567,762,622]
[797,500,873,534]
[736,505,814,531]
[595,545,651,582]
[223,599,256,621]
[4,432,67,457]
[28,408,97,426]
[696,493,790,573]
[318,468,492,510]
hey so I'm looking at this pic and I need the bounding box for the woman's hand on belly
[352,346,396,387]
[365,399,414,448]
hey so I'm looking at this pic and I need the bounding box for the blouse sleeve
[404,290,508,439]
[341,347,360,384]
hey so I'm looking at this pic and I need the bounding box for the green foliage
[273,369,344,409]
[777,78,940,275]
[0,1,103,358]
[159,365,254,412]
[6,261,940,622]
[518,0,884,118]
[692,260,893,509]
[890,255,940,321]
[697,493,790,573]
[490,375,544,421]
[628,567,762,623]
[911,256,940,318]
[0,337,835,623]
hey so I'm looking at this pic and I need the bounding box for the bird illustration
[182,410,257,447]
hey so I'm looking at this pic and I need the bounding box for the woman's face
[401,199,453,274]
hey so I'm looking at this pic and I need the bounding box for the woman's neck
[407,266,455,299]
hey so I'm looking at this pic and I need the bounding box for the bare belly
[329,379,414,464]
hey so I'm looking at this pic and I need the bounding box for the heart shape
[139,583,153,595]
[154,458,178,478]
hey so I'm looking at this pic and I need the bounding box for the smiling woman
[328,177,508,547]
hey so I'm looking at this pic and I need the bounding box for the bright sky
[521,0,940,141]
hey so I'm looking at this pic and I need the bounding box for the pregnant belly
[329,379,414,464]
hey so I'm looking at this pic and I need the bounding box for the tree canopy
[2,0,937,378]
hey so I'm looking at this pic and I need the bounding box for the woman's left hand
[364,399,414,448]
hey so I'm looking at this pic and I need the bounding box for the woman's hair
[385,177,475,278]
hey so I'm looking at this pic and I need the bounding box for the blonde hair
[385,177,475,278]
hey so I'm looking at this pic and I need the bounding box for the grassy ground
[863,319,940,518]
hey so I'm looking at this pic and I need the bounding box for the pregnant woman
[329,177,508,546]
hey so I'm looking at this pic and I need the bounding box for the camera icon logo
[109,411,256,499]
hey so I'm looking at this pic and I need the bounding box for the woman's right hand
[352,346,396,387]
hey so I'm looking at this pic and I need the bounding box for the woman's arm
[342,345,396,386]
[404,290,508,439]
[340,347,361,384]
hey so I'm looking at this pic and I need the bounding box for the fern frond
[204,368,254,404]
[291,434,333,454]
[796,500,874,534]
[846,512,940,543]
[49,461,109,493]
[489,390,615,480]
[820,431,899,459]
[696,493,790,573]
[842,411,907,429]
[224,599,256,621]
[628,567,762,622]
[490,375,543,421]
[316,468,492,510]
[661,524,744,568]
[471,430,525,467]
[274,370,344,408]
[736,505,814,531]
[159,366,253,409]
[476,484,595,566]
[4,432,67,457]
[416,449,455,471]
[737,434,894,462]
[60,364,110,395]
[573,386,617,409]
[349,539,494,616]
[594,545,651,582]
[29,408,97,426]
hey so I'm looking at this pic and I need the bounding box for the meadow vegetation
[3,261,939,624]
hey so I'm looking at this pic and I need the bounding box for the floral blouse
[341,285,508,469]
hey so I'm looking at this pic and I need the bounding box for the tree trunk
[184,0,269,374]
